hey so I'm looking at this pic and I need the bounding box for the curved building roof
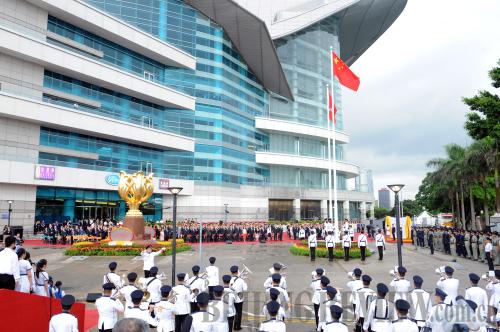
[186,0,406,98]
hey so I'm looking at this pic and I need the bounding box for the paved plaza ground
[24,241,494,331]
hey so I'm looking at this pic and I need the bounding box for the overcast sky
[343,0,500,201]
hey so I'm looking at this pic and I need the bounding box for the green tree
[374,207,389,219]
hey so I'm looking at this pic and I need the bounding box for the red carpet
[85,308,99,331]
[23,239,70,247]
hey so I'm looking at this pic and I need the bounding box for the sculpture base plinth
[123,215,150,240]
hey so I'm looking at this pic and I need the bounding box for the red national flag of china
[327,89,337,123]
[332,51,360,91]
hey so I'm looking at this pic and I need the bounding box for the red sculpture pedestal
[123,215,150,240]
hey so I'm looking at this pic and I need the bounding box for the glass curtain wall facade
[86,0,270,186]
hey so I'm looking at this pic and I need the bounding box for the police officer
[465,231,471,259]
[324,305,347,332]
[390,266,411,304]
[264,263,287,290]
[343,231,352,261]
[230,265,248,331]
[426,288,449,331]
[347,268,363,312]
[471,232,479,261]
[210,285,231,332]
[408,276,431,331]
[318,286,341,331]
[358,230,368,262]
[312,276,330,329]
[354,275,375,332]
[375,230,385,260]
[325,231,335,262]
[363,283,392,332]
[173,273,191,331]
[144,267,162,308]
[206,256,219,300]
[188,265,207,313]
[222,275,238,331]
[436,266,459,305]
[259,301,286,332]
[119,272,139,309]
[262,288,286,322]
[309,229,318,261]
[391,299,418,332]
[103,262,123,291]
[185,292,215,332]
[155,285,176,332]
[427,230,434,255]
[49,294,78,332]
[124,290,158,327]
[96,283,124,332]
[465,273,488,320]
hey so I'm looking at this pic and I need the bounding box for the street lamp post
[224,204,229,224]
[8,200,12,234]
[167,187,183,285]
[387,184,405,267]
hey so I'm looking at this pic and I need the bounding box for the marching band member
[230,265,248,331]
[144,267,162,308]
[188,292,216,332]
[206,257,219,300]
[266,274,291,310]
[363,283,392,332]
[120,272,139,309]
[357,230,368,262]
[391,299,419,332]
[425,288,449,332]
[222,275,238,331]
[347,268,363,312]
[155,285,177,332]
[353,275,375,332]
[262,288,286,322]
[390,266,411,306]
[311,268,325,294]
[49,295,78,332]
[375,229,386,261]
[324,305,347,332]
[408,275,431,331]
[309,229,318,261]
[95,283,124,332]
[259,301,286,332]
[325,232,335,262]
[188,265,207,313]
[103,262,123,290]
[436,266,459,305]
[342,231,352,261]
[464,273,488,320]
[140,245,166,278]
[124,290,158,328]
[318,286,341,331]
[173,273,191,331]
[312,276,330,330]
[211,285,230,332]
[486,270,500,314]
[264,263,287,290]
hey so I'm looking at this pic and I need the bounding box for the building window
[144,71,155,82]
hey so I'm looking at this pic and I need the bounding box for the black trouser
[310,247,316,261]
[487,252,494,270]
[234,302,243,330]
[344,247,350,261]
[228,316,234,332]
[429,243,434,255]
[190,302,199,313]
[144,270,150,278]
[175,314,188,332]
[355,317,365,332]
[208,286,215,300]
[377,246,384,260]
[99,326,113,332]
[327,247,334,261]
[0,274,15,290]
[314,303,320,328]
[360,246,366,261]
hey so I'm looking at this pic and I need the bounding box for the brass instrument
[167,290,178,304]
[238,264,253,280]
[347,271,355,281]
[268,262,288,275]
[482,271,496,282]
[435,266,447,279]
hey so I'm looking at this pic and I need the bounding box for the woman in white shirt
[16,248,33,293]
[34,259,49,296]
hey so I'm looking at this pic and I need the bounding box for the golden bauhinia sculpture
[118,171,154,217]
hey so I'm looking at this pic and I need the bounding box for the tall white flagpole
[326,84,333,222]
[330,46,339,240]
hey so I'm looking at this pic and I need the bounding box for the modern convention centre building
[0,0,406,230]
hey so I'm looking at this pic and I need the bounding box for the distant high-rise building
[378,188,391,210]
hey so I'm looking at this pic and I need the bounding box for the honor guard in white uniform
[390,266,411,315]
[188,293,215,332]
[188,265,208,313]
[173,273,191,331]
[119,272,139,309]
[357,230,368,262]
[206,257,220,300]
[312,275,330,329]
[342,231,352,261]
[265,274,290,308]
[349,226,355,241]
[299,228,306,240]
[318,286,341,331]
[363,283,392,332]
[309,230,318,261]
[49,295,78,332]
[222,275,238,331]
[354,275,375,332]
[436,266,459,305]
[210,285,230,332]
[324,305,348,332]
[103,262,123,291]
[259,301,286,332]
[408,276,431,330]
[264,263,287,290]
[143,267,162,306]
[140,245,165,278]
[391,299,418,332]
[230,265,248,331]
[464,273,488,319]
[375,230,386,260]
[96,283,124,332]
[125,290,158,327]
[325,232,336,262]
[155,285,177,332]
[311,268,325,293]
[263,288,286,321]
[426,288,449,332]
[486,270,500,309]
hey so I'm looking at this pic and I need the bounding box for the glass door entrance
[76,205,118,220]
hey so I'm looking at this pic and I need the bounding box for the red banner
[0,289,85,332]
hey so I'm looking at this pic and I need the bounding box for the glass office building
[0,0,406,228]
